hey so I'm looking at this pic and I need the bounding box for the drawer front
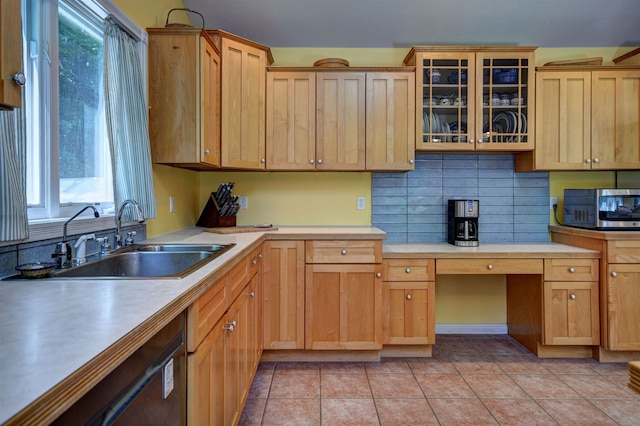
[436,258,543,274]
[607,240,640,264]
[383,258,435,281]
[229,254,251,303]
[544,258,599,281]
[305,240,382,264]
[186,274,229,352]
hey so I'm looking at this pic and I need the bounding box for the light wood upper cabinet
[265,68,415,171]
[366,72,416,170]
[316,72,366,170]
[148,28,221,169]
[526,70,591,170]
[0,0,23,110]
[209,31,273,170]
[404,46,536,152]
[517,65,640,171]
[266,72,316,170]
[591,69,640,169]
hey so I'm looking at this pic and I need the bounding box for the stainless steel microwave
[564,189,640,229]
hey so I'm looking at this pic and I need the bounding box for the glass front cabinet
[404,46,536,151]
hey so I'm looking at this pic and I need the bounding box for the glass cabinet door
[417,52,475,151]
[476,53,534,150]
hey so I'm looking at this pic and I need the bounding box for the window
[20,0,146,238]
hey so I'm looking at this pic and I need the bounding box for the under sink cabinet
[404,46,536,152]
[186,245,263,425]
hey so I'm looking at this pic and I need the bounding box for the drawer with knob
[436,258,543,275]
[383,259,435,282]
[544,258,599,281]
[305,240,382,264]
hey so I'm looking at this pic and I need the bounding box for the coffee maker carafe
[448,200,479,246]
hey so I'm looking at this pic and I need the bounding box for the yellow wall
[198,172,371,226]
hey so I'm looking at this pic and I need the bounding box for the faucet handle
[96,237,111,255]
[125,231,137,246]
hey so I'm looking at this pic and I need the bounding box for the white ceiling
[182,0,640,49]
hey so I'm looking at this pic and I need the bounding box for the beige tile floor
[239,335,640,425]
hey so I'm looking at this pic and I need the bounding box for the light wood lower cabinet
[305,263,382,350]
[186,245,263,426]
[542,258,600,346]
[383,259,435,345]
[606,263,640,350]
[263,240,305,349]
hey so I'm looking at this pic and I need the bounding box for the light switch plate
[239,196,248,210]
[357,196,366,210]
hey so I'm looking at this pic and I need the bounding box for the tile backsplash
[372,153,550,243]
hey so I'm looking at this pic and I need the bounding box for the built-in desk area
[383,242,601,359]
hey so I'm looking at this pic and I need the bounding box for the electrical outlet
[550,196,558,210]
[169,195,175,213]
[357,196,366,210]
[239,196,248,210]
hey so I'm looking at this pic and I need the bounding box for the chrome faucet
[52,205,100,268]
[115,199,146,249]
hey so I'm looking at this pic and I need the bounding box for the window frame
[20,0,148,243]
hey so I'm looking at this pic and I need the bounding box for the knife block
[196,192,237,228]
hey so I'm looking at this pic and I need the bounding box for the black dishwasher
[52,313,186,426]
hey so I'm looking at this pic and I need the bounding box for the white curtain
[103,19,156,220]
[0,107,28,242]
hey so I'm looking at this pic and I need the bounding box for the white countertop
[0,226,601,424]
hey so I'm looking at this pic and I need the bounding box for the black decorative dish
[15,262,56,279]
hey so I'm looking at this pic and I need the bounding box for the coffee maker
[448,200,479,247]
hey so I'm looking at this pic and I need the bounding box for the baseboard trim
[436,324,508,335]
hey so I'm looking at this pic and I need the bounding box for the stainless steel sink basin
[51,243,235,279]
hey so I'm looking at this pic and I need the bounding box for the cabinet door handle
[569,267,575,273]
[611,272,617,277]
[586,158,592,164]
[341,249,347,255]
[252,260,257,265]
[258,253,263,259]
[593,158,599,164]
[487,264,493,270]
[248,292,255,298]
[376,272,382,278]
[409,159,415,164]
[204,149,210,154]
[12,72,26,86]
[317,159,323,164]
[405,267,411,273]
[260,158,266,163]
[406,293,412,300]
[310,159,315,164]
[570,294,576,300]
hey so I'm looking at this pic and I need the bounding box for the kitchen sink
[51,243,235,279]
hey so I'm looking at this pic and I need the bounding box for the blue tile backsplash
[372,153,550,243]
